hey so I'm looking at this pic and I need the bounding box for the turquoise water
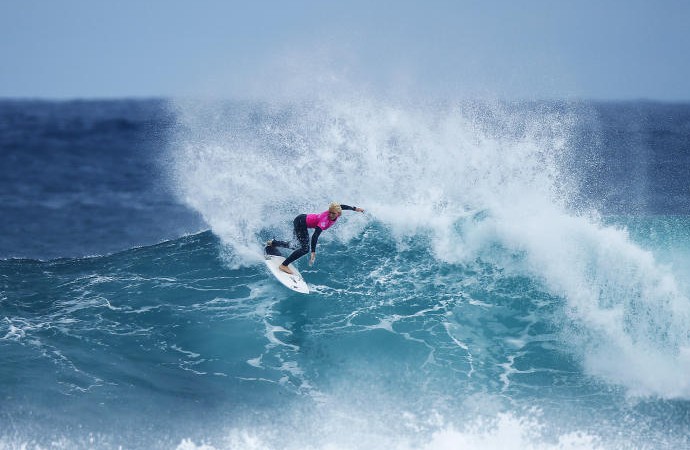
[2,217,690,448]
[2,99,690,448]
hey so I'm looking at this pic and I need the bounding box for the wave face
[1,98,690,448]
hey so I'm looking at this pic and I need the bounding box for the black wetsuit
[269,205,357,267]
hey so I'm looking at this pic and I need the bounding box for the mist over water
[169,97,576,259]
[2,96,690,448]
[169,93,690,402]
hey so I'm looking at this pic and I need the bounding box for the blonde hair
[328,202,342,215]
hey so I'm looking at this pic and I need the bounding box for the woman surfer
[266,202,365,275]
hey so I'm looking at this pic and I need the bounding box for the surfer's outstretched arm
[340,204,365,213]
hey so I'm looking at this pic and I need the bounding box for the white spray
[168,93,690,399]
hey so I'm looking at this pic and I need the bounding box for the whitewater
[170,95,690,396]
[1,96,689,449]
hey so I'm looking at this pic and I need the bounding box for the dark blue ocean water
[1,98,690,449]
[0,99,204,260]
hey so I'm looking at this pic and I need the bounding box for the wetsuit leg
[282,214,309,266]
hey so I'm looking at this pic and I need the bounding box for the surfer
[267,202,365,275]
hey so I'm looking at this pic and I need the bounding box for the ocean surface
[1,97,689,449]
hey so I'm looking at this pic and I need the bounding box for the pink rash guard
[305,210,338,230]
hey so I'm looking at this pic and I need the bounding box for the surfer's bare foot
[278,264,293,275]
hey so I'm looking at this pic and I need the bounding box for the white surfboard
[263,254,310,294]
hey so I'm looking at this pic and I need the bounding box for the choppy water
[1,98,689,449]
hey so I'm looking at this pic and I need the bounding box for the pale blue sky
[1,0,688,100]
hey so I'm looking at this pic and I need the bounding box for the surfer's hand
[309,252,316,266]
[355,207,365,213]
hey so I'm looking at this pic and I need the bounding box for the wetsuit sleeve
[340,204,356,211]
[310,227,323,252]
